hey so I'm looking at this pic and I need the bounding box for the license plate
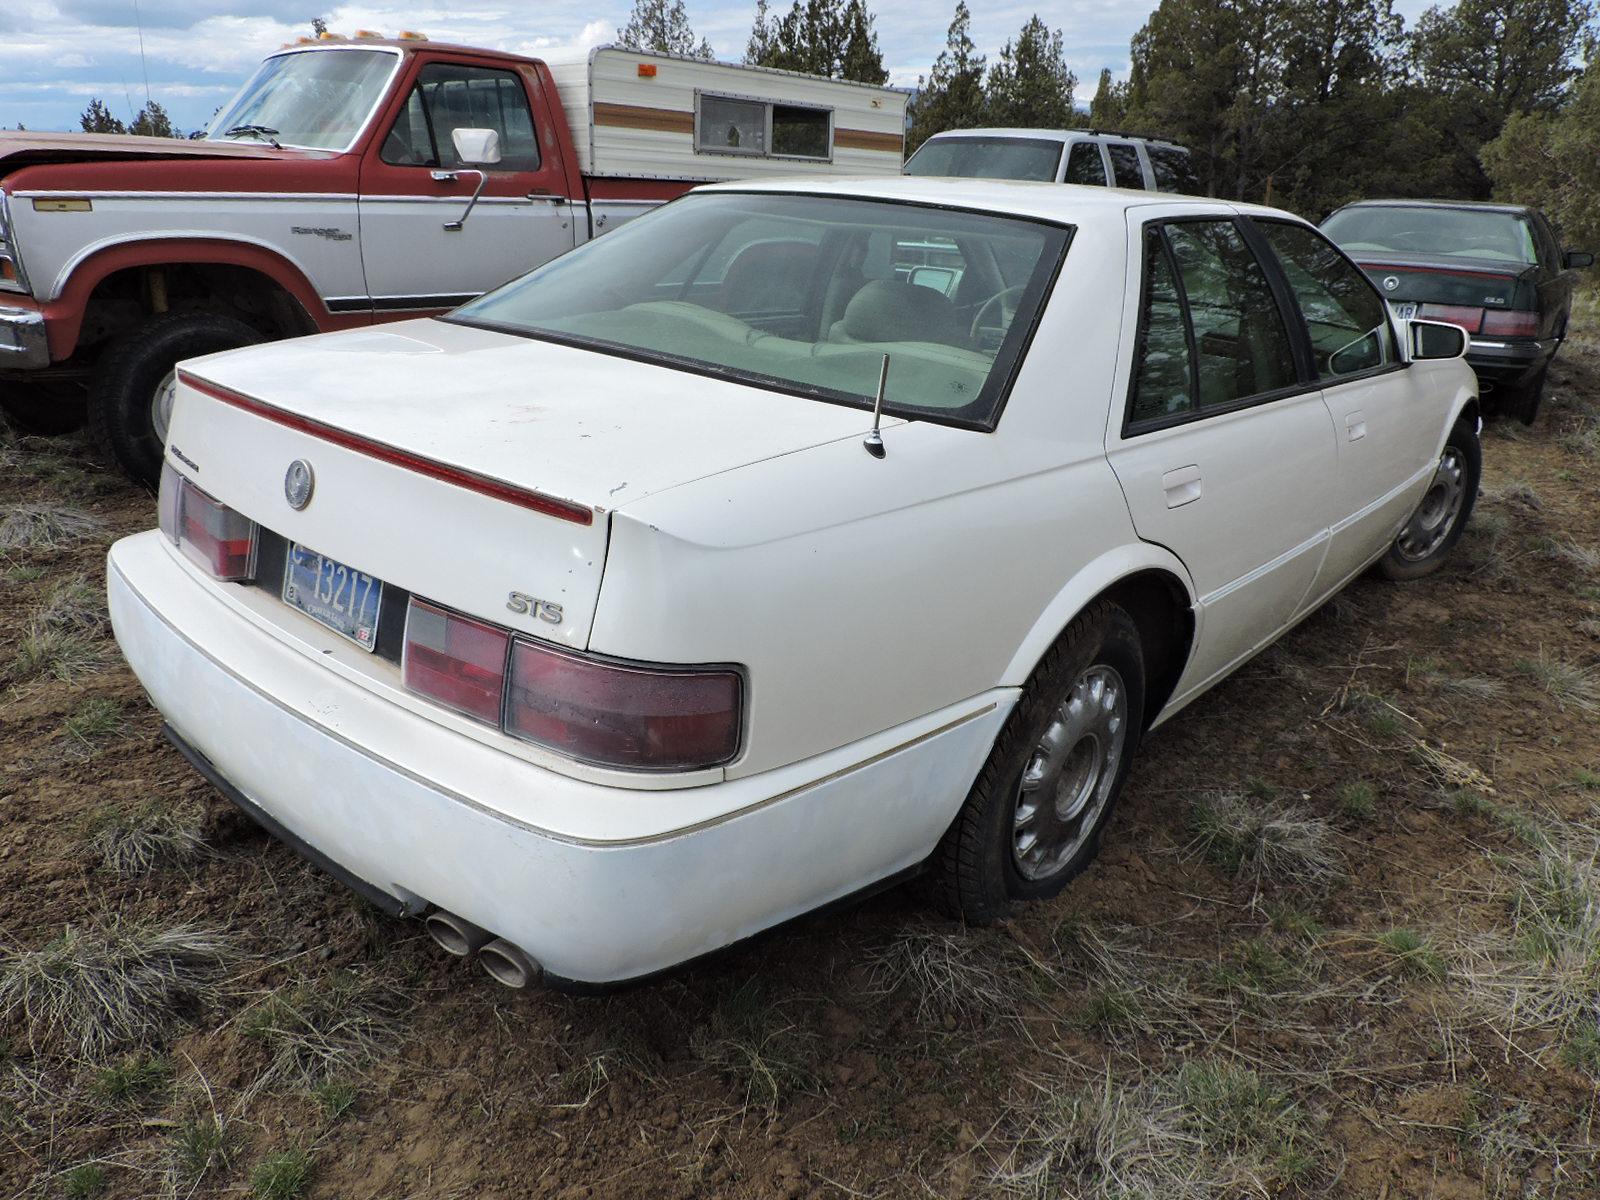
[1390,302,1418,320]
[282,543,382,651]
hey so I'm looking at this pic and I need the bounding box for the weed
[864,927,1027,1024]
[167,1108,233,1190]
[1187,793,1341,888]
[312,1079,358,1119]
[64,697,126,749]
[82,801,204,875]
[250,1148,313,1200]
[240,970,400,1094]
[0,503,105,552]
[61,1163,107,1198]
[93,1053,172,1102]
[0,919,233,1058]
[1375,928,1447,981]
[1338,782,1376,821]
[1515,654,1600,713]
[689,977,818,1112]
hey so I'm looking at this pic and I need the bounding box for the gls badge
[506,591,564,625]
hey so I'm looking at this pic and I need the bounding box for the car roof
[1332,199,1535,217]
[695,175,1295,226]
[921,127,1186,148]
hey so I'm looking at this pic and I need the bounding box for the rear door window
[1106,143,1145,189]
[1063,141,1108,186]
[1256,221,1395,378]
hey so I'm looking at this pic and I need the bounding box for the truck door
[359,58,576,313]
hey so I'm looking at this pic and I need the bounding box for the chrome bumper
[0,303,48,369]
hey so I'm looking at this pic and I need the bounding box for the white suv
[905,128,1200,193]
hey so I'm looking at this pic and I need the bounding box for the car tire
[89,312,263,487]
[929,599,1145,924]
[1502,362,1549,426]
[0,380,88,436]
[1379,417,1480,582]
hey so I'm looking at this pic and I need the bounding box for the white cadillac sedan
[108,179,1479,989]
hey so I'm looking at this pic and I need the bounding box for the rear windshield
[903,136,1064,183]
[1322,206,1537,264]
[449,192,1070,429]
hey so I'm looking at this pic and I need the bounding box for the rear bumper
[108,530,1009,985]
[0,297,48,370]
[1466,336,1555,390]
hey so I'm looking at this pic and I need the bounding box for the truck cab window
[381,63,540,171]
[1063,142,1107,186]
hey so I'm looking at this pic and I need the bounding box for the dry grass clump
[1515,653,1600,713]
[1540,537,1600,575]
[991,1061,1318,1198]
[239,970,402,1096]
[0,502,105,552]
[36,574,110,637]
[1374,928,1448,982]
[1483,480,1543,510]
[864,926,1030,1024]
[82,800,206,875]
[688,976,820,1112]
[1187,793,1341,888]
[0,919,234,1059]
[5,623,114,686]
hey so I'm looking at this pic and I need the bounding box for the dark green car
[1322,200,1592,423]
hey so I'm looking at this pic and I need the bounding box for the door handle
[1345,410,1367,441]
[1161,464,1202,509]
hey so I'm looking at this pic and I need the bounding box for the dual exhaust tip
[423,910,539,989]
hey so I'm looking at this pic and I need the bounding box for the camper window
[695,92,833,161]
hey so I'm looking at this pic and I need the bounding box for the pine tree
[749,0,887,84]
[745,0,778,64]
[1088,68,1126,127]
[130,101,176,139]
[80,98,126,135]
[906,1,987,152]
[985,15,1076,128]
[616,0,714,60]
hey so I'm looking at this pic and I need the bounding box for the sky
[0,0,1443,135]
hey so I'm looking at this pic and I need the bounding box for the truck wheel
[928,599,1145,924]
[90,313,262,487]
[0,380,88,436]
[1379,418,1480,582]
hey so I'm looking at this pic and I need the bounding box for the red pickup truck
[0,36,907,484]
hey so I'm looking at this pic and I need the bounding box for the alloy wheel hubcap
[1012,665,1127,881]
[151,370,177,445]
[1395,448,1466,562]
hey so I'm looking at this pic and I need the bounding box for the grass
[167,1108,233,1191]
[863,926,1028,1024]
[1187,793,1341,888]
[92,1053,172,1103]
[0,919,233,1059]
[1541,537,1600,576]
[312,1079,358,1120]
[1486,480,1543,509]
[688,977,820,1112]
[0,503,105,552]
[5,624,112,686]
[250,1147,313,1200]
[992,1061,1317,1198]
[1338,782,1376,821]
[239,970,400,1094]
[1374,928,1447,981]
[81,800,205,875]
[64,696,127,750]
[35,575,108,637]
[60,1163,107,1197]
[1515,653,1600,713]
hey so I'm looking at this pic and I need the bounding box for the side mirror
[1404,318,1468,362]
[451,127,502,166]
[1564,250,1594,270]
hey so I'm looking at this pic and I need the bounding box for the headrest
[839,279,960,344]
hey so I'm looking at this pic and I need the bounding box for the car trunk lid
[1351,252,1537,319]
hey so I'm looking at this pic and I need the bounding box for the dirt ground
[3,309,1599,1199]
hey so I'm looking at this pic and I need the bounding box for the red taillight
[1418,304,1484,333]
[158,461,257,580]
[402,599,509,724]
[1480,309,1539,337]
[505,641,742,771]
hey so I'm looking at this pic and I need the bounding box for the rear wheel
[929,600,1145,924]
[0,379,88,436]
[1500,362,1549,426]
[1379,417,1480,581]
[89,312,262,487]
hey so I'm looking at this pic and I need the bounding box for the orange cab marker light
[178,373,595,527]
[638,63,657,77]
[398,30,428,40]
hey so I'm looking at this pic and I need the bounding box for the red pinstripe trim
[179,372,595,527]
[1356,262,1518,282]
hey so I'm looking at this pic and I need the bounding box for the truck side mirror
[1564,250,1594,270]
[451,128,502,167]
[1403,319,1468,362]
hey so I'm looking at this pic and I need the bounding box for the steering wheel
[969,285,1028,345]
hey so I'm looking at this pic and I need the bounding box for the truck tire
[0,380,88,436]
[90,312,263,487]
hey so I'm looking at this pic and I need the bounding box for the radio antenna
[863,353,889,459]
[133,0,152,110]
